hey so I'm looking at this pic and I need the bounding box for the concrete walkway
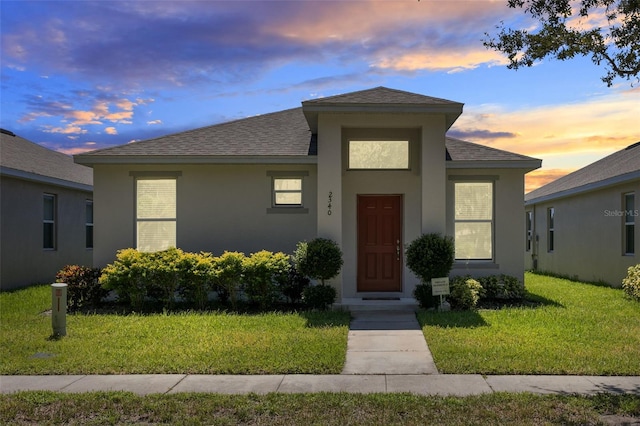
[342,310,438,375]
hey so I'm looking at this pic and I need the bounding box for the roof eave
[74,154,318,166]
[447,160,542,171]
[525,170,640,205]
[1,166,93,191]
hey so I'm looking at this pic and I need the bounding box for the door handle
[396,239,400,261]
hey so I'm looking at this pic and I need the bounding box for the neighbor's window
[454,182,493,260]
[624,192,635,255]
[273,178,303,206]
[136,178,176,252]
[348,140,409,169]
[43,194,56,250]
[526,210,533,252]
[85,200,94,249]
[547,207,555,252]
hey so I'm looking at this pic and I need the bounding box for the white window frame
[453,181,494,261]
[133,174,178,253]
[624,192,635,255]
[43,193,56,250]
[348,140,410,170]
[272,177,303,207]
[85,200,94,249]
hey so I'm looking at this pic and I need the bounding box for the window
[547,207,555,252]
[454,182,493,260]
[43,194,56,250]
[526,210,533,252]
[273,178,302,206]
[348,140,409,169]
[624,193,635,255]
[85,200,94,249]
[136,178,176,252]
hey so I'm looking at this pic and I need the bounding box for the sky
[1,0,639,193]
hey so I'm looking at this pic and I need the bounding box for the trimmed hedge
[622,264,640,302]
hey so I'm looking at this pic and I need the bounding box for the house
[74,87,540,305]
[1,129,93,290]
[525,142,640,286]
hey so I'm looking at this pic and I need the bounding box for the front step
[335,298,418,312]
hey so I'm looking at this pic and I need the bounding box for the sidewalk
[2,374,639,396]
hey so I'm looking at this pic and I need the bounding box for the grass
[418,272,640,375]
[0,285,350,375]
[0,391,638,425]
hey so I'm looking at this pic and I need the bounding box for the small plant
[448,276,483,310]
[413,283,439,309]
[294,238,344,285]
[212,251,246,310]
[177,251,215,309]
[100,248,148,310]
[622,264,640,302]
[55,265,106,311]
[478,274,525,300]
[405,233,455,283]
[303,284,337,311]
[280,267,311,305]
[145,248,184,309]
[244,250,290,310]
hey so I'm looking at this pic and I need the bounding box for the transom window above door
[348,140,409,170]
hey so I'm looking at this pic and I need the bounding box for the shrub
[244,250,291,310]
[448,276,483,310]
[280,267,311,305]
[622,264,640,302]
[212,251,246,310]
[303,284,336,311]
[405,233,455,283]
[478,274,525,300]
[177,252,215,309]
[144,248,184,309]
[55,265,106,311]
[413,282,439,309]
[100,248,148,310]
[294,238,343,285]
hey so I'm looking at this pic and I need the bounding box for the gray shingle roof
[303,86,461,106]
[445,137,538,162]
[1,130,93,188]
[525,142,640,203]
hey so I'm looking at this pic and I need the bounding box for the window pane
[626,194,635,212]
[43,223,54,249]
[455,183,492,220]
[86,201,93,223]
[626,224,635,254]
[455,222,492,259]
[548,208,554,229]
[137,221,176,252]
[43,195,54,221]
[349,140,409,169]
[274,178,301,191]
[137,179,176,219]
[86,225,94,249]
[275,192,302,205]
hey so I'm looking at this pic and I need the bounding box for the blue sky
[2,0,638,192]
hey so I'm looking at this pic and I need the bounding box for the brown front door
[357,195,402,292]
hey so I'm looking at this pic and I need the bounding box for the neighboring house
[1,129,94,290]
[75,87,540,305]
[525,142,640,286]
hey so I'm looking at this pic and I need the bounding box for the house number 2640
[327,191,333,216]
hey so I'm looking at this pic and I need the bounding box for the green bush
[212,251,246,310]
[303,284,336,311]
[177,252,215,309]
[294,238,343,285]
[280,267,310,305]
[448,276,483,310]
[622,264,640,302]
[405,233,455,283]
[413,283,439,309]
[55,265,106,311]
[244,250,290,310]
[100,248,148,310]
[145,248,184,309]
[478,274,525,300]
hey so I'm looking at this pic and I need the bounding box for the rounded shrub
[294,238,344,285]
[243,250,291,310]
[448,276,483,310]
[303,284,337,311]
[622,264,640,302]
[56,265,106,311]
[405,233,455,284]
[413,283,438,309]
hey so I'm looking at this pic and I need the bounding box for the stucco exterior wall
[0,176,93,290]
[92,163,317,267]
[447,168,528,283]
[526,181,639,286]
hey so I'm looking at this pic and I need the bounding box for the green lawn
[0,285,350,375]
[1,391,638,425]
[418,272,640,375]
